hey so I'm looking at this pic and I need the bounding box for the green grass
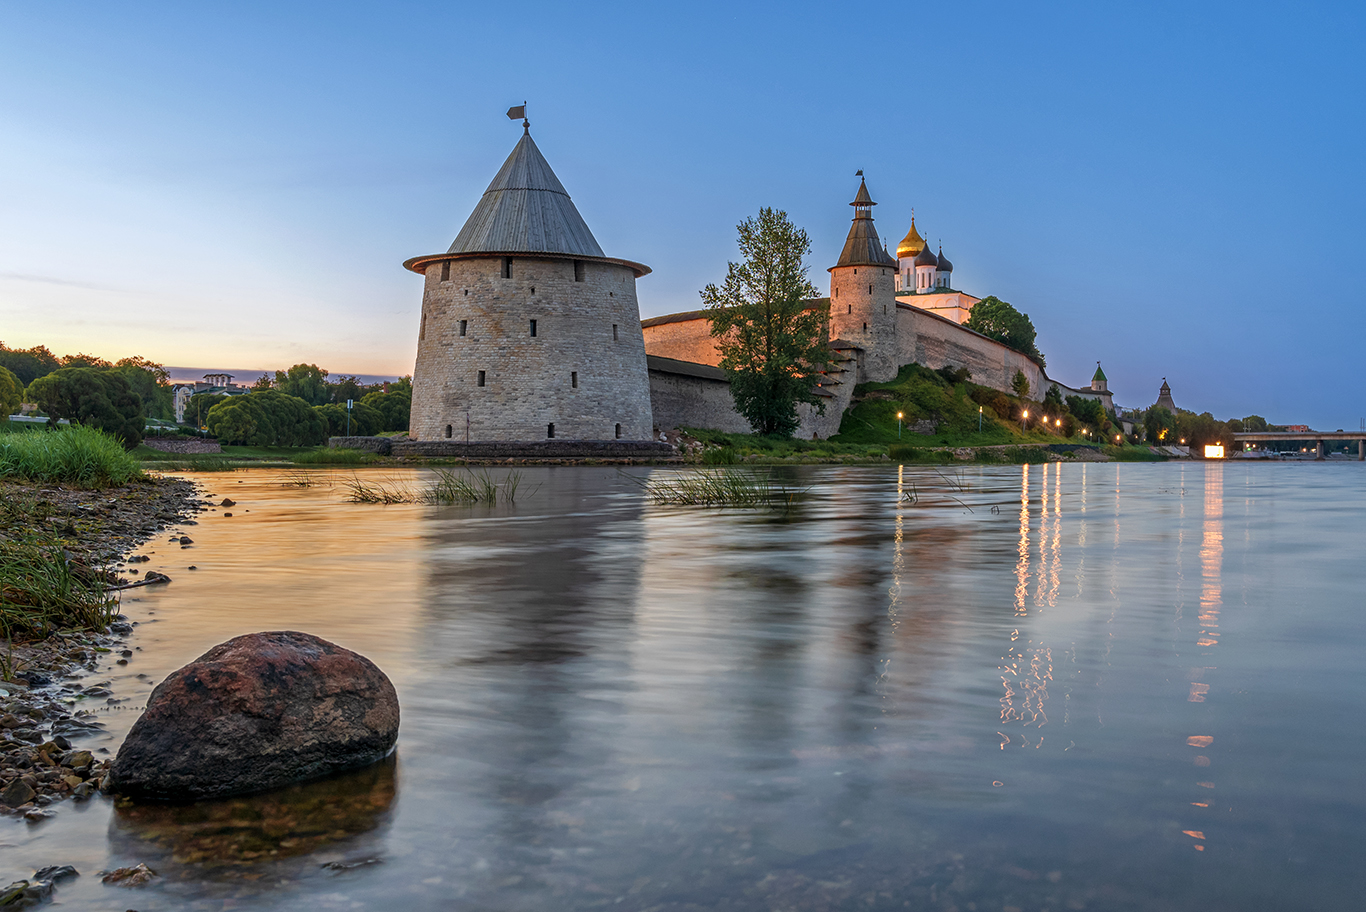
[0,489,120,643]
[1103,445,1168,462]
[343,469,527,505]
[681,428,887,463]
[292,448,378,466]
[0,424,143,488]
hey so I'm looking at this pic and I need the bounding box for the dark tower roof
[913,245,938,267]
[936,244,953,272]
[447,129,606,258]
[835,177,897,268]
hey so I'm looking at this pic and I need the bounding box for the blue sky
[1,1,1362,425]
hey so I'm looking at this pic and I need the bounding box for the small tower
[405,121,654,442]
[1091,362,1108,393]
[828,175,899,383]
[895,215,926,292]
[934,244,953,290]
[1155,378,1177,412]
[913,244,938,292]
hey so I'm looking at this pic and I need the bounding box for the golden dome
[896,217,926,260]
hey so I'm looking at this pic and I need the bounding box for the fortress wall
[411,256,654,441]
[640,313,723,366]
[647,367,751,434]
[898,305,1047,398]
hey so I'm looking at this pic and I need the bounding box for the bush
[206,391,327,446]
[0,424,143,487]
[360,387,412,433]
[969,386,1017,421]
[25,367,145,448]
[1065,395,1105,426]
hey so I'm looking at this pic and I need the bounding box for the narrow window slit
[459,320,467,337]
[547,423,555,439]
[529,319,537,337]
[571,371,578,389]
[477,370,486,387]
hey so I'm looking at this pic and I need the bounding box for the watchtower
[404,121,654,442]
[827,176,899,383]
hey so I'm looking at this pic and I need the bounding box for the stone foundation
[391,439,675,459]
[141,437,222,454]
[327,436,394,455]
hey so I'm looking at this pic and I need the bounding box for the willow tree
[702,208,830,437]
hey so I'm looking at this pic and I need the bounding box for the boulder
[107,631,398,801]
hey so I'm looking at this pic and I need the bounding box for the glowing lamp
[1204,445,1225,459]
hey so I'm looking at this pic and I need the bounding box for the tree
[1065,395,1105,427]
[112,356,173,421]
[61,352,112,370]
[702,208,830,437]
[273,364,331,406]
[361,385,411,432]
[328,375,367,405]
[25,367,145,447]
[1043,385,1064,413]
[315,401,384,437]
[206,391,326,446]
[1011,369,1031,399]
[965,296,1045,367]
[0,365,23,417]
[187,392,229,428]
[0,343,61,385]
[1144,406,1176,444]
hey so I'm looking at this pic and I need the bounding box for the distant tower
[404,122,654,442]
[895,214,926,292]
[912,243,938,292]
[1091,362,1108,393]
[1155,378,1177,412]
[934,244,953,290]
[828,175,899,383]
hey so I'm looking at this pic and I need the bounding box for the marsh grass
[0,424,142,488]
[293,448,377,466]
[343,469,528,505]
[638,468,806,509]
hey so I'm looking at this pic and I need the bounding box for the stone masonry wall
[648,369,752,435]
[411,256,654,441]
[640,314,724,366]
[898,305,1046,398]
[829,264,898,383]
[141,437,223,454]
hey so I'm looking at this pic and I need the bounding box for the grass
[0,424,143,488]
[638,468,806,509]
[681,428,888,463]
[0,489,120,642]
[343,469,528,505]
[292,448,378,466]
[1104,445,1168,462]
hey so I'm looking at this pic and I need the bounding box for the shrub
[361,386,412,432]
[0,365,23,418]
[315,401,384,438]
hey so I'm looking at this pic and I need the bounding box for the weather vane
[506,102,529,132]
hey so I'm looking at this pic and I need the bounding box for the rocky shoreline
[0,474,206,821]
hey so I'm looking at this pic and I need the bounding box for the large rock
[108,632,399,801]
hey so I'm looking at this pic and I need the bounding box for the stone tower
[828,176,899,383]
[405,124,654,442]
[1155,378,1177,413]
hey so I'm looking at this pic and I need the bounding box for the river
[4,461,1363,911]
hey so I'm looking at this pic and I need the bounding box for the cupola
[896,217,926,260]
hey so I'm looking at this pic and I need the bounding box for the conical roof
[913,245,938,267]
[835,178,897,268]
[1093,362,1108,382]
[936,244,953,272]
[896,217,926,259]
[447,130,605,258]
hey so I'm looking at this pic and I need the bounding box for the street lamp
[1022,409,1028,433]
[978,405,983,433]
[897,411,903,440]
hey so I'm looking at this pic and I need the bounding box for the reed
[293,448,377,466]
[343,469,528,505]
[641,468,805,509]
[0,424,142,488]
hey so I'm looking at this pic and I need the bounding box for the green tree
[0,343,61,385]
[186,392,229,429]
[360,386,412,432]
[315,401,384,437]
[25,367,145,447]
[0,364,23,418]
[328,375,367,405]
[1011,369,1031,399]
[965,297,1045,367]
[61,352,112,370]
[206,391,326,446]
[1242,414,1268,432]
[1043,385,1064,413]
[702,208,830,437]
[273,364,331,406]
[113,356,173,421]
[1065,395,1105,427]
[1144,406,1176,444]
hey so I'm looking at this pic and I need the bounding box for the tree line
[1,343,410,449]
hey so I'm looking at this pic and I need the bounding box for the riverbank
[0,474,205,819]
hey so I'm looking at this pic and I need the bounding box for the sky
[1,1,1363,427]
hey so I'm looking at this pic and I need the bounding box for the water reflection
[109,756,397,869]
[1183,464,1224,850]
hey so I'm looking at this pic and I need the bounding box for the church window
[459,320,467,337]
[477,370,486,387]
[574,260,585,282]
[571,371,578,389]
[612,323,619,341]
[530,319,537,337]
[440,261,450,282]
[547,423,555,439]
[615,423,622,439]
[445,424,452,439]
[501,257,512,279]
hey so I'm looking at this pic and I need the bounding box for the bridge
[1233,431,1366,460]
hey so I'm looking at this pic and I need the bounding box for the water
[5,462,1364,911]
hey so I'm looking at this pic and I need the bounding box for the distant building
[1091,362,1108,393]
[892,216,980,324]
[173,373,250,424]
